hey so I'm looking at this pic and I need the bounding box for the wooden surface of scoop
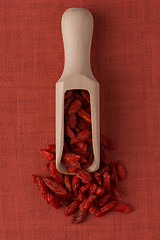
[56,8,100,174]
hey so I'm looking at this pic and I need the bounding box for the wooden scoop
[56,8,100,174]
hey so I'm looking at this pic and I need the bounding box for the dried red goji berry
[84,105,91,113]
[71,148,90,157]
[65,90,73,99]
[68,99,82,115]
[110,161,118,186]
[64,175,72,192]
[65,200,81,216]
[100,134,116,151]
[79,195,96,212]
[89,202,96,213]
[49,161,64,185]
[72,209,88,223]
[103,172,111,193]
[64,95,73,114]
[40,149,55,161]
[67,166,79,173]
[95,176,102,185]
[81,90,90,104]
[89,183,98,196]
[62,152,81,164]
[116,161,126,180]
[32,175,49,203]
[67,113,77,129]
[75,142,88,152]
[47,193,61,209]
[96,186,105,196]
[65,124,75,139]
[80,155,88,163]
[112,185,121,201]
[113,202,132,213]
[77,108,91,123]
[80,183,91,193]
[98,192,112,207]
[100,146,109,165]
[95,201,117,217]
[72,176,80,196]
[76,169,92,182]
[81,154,93,169]
[70,130,91,145]
[77,190,86,202]
[47,144,56,153]
[43,178,67,195]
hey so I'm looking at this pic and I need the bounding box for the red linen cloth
[0,0,160,239]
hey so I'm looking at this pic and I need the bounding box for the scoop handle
[61,8,93,75]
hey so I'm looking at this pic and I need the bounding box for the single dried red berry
[81,90,90,104]
[65,200,80,216]
[49,161,64,185]
[77,108,91,123]
[67,113,77,129]
[103,172,111,193]
[68,99,82,115]
[43,178,67,195]
[98,192,112,207]
[100,134,116,150]
[75,169,92,182]
[72,209,88,223]
[32,175,49,203]
[64,175,72,192]
[77,190,86,202]
[96,186,105,196]
[95,201,117,217]
[65,90,73,99]
[47,144,56,153]
[89,183,98,196]
[47,193,61,209]
[114,202,132,213]
[116,161,126,180]
[62,152,81,164]
[79,195,96,212]
[40,149,55,161]
[89,202,96,213]
[72,176,80,196]
[70,130,91,145]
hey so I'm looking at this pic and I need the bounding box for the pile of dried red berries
[32,90,132,223]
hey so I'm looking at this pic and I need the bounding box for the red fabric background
[0,0,160,239]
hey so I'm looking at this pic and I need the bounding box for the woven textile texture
[0,0,160,239]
